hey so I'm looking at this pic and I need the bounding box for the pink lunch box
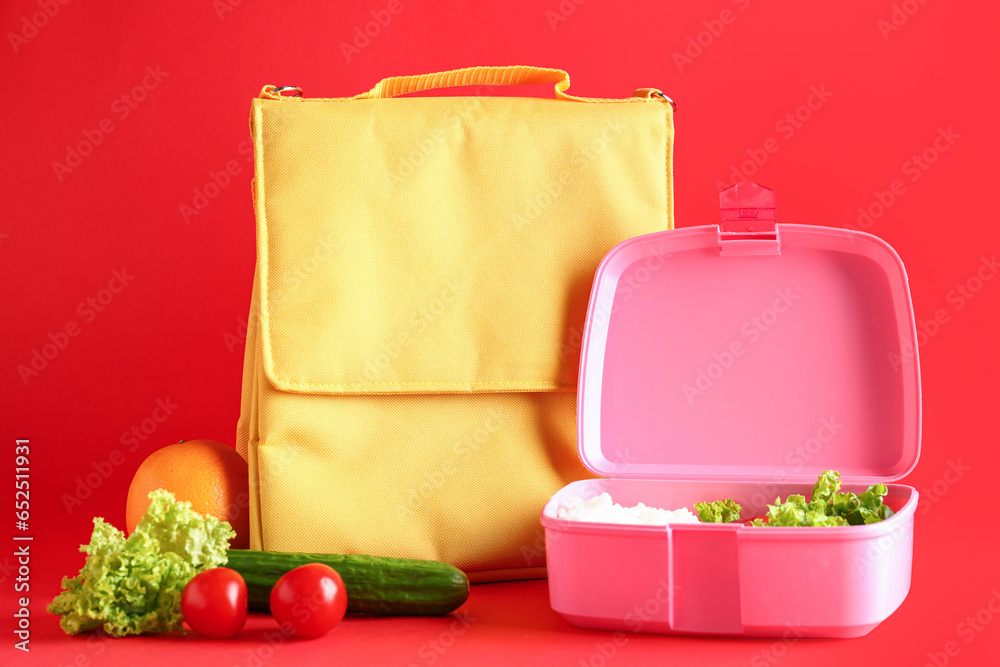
[541,182,921,638]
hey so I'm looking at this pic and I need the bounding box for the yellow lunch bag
[236,65,674,582]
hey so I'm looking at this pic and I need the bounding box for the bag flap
[251,95,672,394]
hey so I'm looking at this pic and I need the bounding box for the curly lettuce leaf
[852,483,894,524]
[830,491,858,516]
[748,471,893,527]
[694,498,742,523]
[47,489,234,636]
[811,470,842,503]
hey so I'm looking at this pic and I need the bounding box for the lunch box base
[542,479,916,639]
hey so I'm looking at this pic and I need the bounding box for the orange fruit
[126,439,250,549]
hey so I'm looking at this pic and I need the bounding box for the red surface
[2,0,999,664]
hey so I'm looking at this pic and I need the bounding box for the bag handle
[351,65,577,100]
[261,66,674,105]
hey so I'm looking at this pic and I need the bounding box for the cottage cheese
[555,492,699,525]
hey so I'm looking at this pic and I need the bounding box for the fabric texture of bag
[236,65,674,582]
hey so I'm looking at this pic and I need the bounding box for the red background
[3,0,999,665]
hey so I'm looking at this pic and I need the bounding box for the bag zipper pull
[634,88,677,111]
[260,85,303,99]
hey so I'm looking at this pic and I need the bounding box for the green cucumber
[225,549,469,616]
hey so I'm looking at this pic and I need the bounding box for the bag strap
[260,66,673,105]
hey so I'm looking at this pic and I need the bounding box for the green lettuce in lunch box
[698,470,896,527]
[48,489,234,636]
[694,498,742,523]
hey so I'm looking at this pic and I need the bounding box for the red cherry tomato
[181,567,248,638]
[269,563,348,638]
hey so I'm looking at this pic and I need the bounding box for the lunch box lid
[577,182,921,483]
